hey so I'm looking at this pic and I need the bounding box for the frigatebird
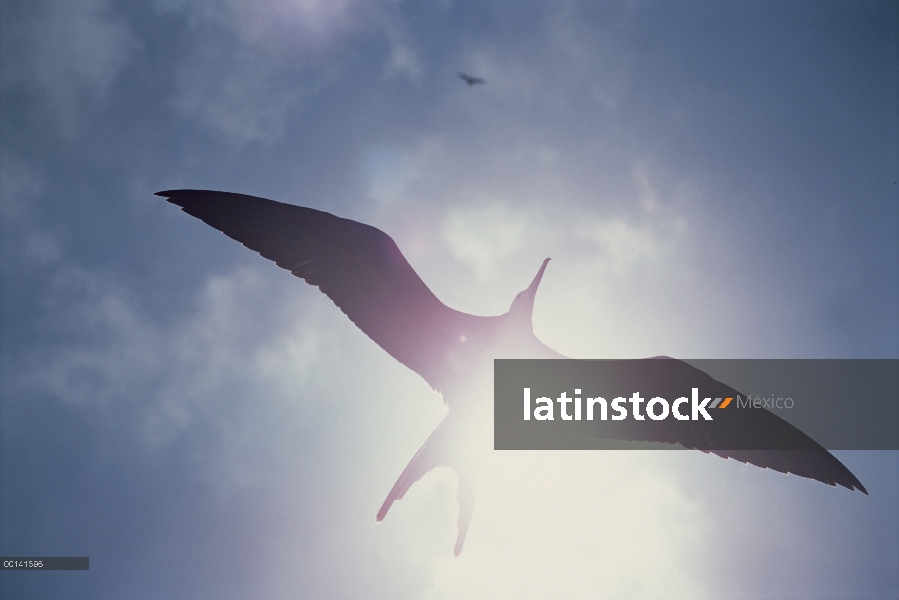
[158,189,867,556]
[458,72,485,86]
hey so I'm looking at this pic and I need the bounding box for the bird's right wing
[158,190,487,391]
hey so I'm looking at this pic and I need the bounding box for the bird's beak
[525,258,551,299]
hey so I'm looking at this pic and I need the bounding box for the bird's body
[159,189,867,556]
[458,72,485,86]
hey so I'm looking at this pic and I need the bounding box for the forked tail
[376,413,483,556]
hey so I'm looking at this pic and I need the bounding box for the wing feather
[575,358,867,493]
[158,189,484,390]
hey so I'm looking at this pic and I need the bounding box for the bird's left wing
[158,190,489,391]
[573,358,868,494]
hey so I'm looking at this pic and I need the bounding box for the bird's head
[507,258,550,330]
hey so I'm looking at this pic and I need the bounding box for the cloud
[2,255,452,597]
[3,0,139,136]
[231,0,373,59]
[369,452,710,600]
[0,154,66,276]
[443,202,530,281]
[348,129,699,334]
[363,145,415,204]
[379,8,423,81]
[0,153,45,223]
[449,3,634,114]
[11,263,336,462]
[166,0,393,143]
[173,42,303,144]
[365,132,701,357]
[573,163,689,275]
[577,217,662,270]
[384,42,422,81]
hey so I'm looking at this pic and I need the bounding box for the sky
[1,1,897,598]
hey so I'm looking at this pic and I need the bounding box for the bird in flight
[158,189,867,556]
[458,72,485,86]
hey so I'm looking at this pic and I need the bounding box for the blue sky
[1,1,897,598]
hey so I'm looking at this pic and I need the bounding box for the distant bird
[159,190,867,556]
[457,72,485,86]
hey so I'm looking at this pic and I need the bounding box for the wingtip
[839,481,868,495]
[840,467,868,495]
[453,526,467,556]
[826,471,867,495]
[156,189,204,208]
[375,497,393,523]
[156,190,184,205]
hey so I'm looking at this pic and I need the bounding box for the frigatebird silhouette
[158,189,867,556]
[458,72,485,86]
